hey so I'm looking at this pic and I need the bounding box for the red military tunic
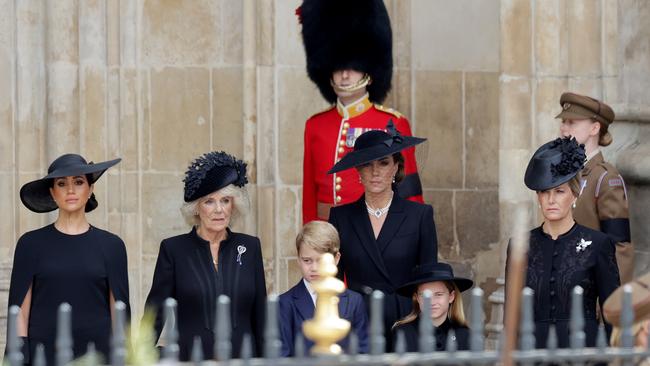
[302,94,423,223]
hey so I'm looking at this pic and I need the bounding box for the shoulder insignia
[608,178,623,187]
[374,104,403,119]
[307,105,335,120]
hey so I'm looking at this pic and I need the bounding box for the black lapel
[376,196,407,253]
[349,197,392,282]
[293,281,315,321]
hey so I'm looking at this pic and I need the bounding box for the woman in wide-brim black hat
[7,153,130,365]
[392,262,473,351]
[144,151,267,360]
[327,121,438,351]
[506,136,620,349]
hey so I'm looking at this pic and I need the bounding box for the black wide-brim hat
[327,120,426,174]
[299,0,393,104]
[397,262,473,298]
[183,151,248,202]
[20,154,121,213]
[524,137,586,191]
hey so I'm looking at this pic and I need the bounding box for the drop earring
[392,176,396,183]
[572,201,577,209]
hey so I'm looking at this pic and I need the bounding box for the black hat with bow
[327,120,426,174]
[524,137,586,191]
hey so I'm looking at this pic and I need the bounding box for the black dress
[393,318,470,351]
[508,223,620,348]
[6,224,130,365]
[328,193,438,351]
[145,227,267,360]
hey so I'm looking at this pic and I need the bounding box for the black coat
[507,223,620,348]
[145,228,267,360]
[328,193,438,351]
[393,318,470,352]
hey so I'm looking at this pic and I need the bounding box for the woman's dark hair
[392,152,405,184]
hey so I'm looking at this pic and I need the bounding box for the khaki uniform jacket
[574,151,634,283]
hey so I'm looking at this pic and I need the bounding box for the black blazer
[278,280,369,356]
[328,193,438,350]
[145,227,267,360]
[507,223,619,348]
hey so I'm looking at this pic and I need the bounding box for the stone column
[612,0,650,275]
[45,0,80,158]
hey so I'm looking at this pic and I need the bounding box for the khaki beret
[603,272,650,326]
[555,92,615,126]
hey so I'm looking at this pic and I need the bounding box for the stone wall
[0,0,647,352]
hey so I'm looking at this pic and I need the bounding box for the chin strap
[330,74,372,94]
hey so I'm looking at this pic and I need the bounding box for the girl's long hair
[392,281,468,329]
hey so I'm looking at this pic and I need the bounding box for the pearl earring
[392,176,396,183]
[572,201,577,209]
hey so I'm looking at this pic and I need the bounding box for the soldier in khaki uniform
[556,92,634,283]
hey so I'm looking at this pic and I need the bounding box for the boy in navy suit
[279,221,369,356]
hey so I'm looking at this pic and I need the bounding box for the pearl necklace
[365,194,393,219]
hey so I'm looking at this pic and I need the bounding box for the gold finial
[302,253,351,355]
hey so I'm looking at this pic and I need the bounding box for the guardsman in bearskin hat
[555,92,634,283]
[298,0,423,223]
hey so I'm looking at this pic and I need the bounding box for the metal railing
[5,285,650,365]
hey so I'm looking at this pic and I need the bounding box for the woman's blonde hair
[392,281,467,329]
[180,184,250,227]
[568,174,582,198]
[593,118,612,146]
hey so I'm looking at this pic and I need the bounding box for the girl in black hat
[327,121,438,351]
[508,137,620,348]
[392,263,473,351]
[144,151,266,360]
[7,154,129,365]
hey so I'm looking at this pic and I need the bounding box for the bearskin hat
[299,0,393,104]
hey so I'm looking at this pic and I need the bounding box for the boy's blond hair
[295,221,340,255]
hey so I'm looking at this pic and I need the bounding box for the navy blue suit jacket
[278,280,369,356]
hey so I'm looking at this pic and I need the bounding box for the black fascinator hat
[183,151,248,202]
[298,0,393,104]
[20,154,121,213]
[396,262,473,298]
[327,120,426,174]
[524,137,586,191]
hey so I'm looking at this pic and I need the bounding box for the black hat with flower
[183,151,248,202]
[524,137,586,191]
